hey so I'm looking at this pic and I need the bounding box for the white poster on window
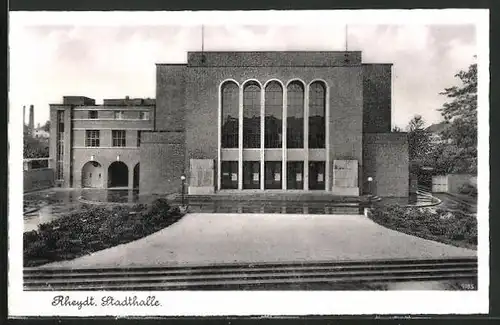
[317,173,324,182]
[231,173,237,181]
[274,173,281,181]
[296,173,302,182]
[223,172,229,177]
[253,173,259,182]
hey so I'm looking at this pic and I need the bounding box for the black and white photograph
[8,9,489,316]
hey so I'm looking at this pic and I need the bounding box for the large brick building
[50,51,409,197]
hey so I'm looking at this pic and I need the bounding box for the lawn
[367,205,477,250]
[24,198,183,267]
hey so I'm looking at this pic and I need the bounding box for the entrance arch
[108,161,129,188]
[133,163,140,189]
[81,161,104,188]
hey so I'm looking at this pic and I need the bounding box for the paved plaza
[41,212,476,269]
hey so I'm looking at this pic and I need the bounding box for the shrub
[368,205,477,249]
[24,198,183,267]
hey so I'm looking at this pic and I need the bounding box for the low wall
[23,168,55,193]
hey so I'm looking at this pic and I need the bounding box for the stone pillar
[325,86,331,191]
[303,85,309,190]
[128,164,134,189]
[282,87,287,190]
[238,86,243,190]
[260,86,265,190]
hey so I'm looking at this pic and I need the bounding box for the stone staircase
[170,192,370,203]
[23,257,477,291]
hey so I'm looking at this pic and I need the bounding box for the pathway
[41,212,476,269]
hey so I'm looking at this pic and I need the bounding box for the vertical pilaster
[238,86,243,190]
[63,106,72,188]
[304,84,309,191]
[103,162,109,188]
[260,87,265,190]
[282,88,287,190]
[128,164,134,189]
[217,85,221,192]
[325,85,331,191]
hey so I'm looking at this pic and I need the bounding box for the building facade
[50,51,409,197]
[49,96,154,189]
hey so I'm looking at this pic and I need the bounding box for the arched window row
[221,79,327,149]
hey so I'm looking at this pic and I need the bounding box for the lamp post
[180,174,186,206]
[367,177,373,203]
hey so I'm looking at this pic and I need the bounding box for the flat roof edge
[362,63,394,66]
[156,63,187,66]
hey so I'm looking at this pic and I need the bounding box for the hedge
[368,205,477,250]
[24,198,183,267]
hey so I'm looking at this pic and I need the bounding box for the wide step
[24,258,477,291]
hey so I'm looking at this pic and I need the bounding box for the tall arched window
[309,81,326,148]
[264,81,283,148]
[221,81,239,148]
[287,81,305,148]
[243,82,261,148]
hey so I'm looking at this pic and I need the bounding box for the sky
[9,15,478,129]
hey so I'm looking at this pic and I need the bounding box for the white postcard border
[8,9,490,316]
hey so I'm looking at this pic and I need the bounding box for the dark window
[139,111,150,120]
[221,161,238,189]
[264,81,283,148]
[88,110,98,119]
[287,161,304,190]
[221,81,239,148]
[85,130,100,147]
[243,82,261,148]
[309,161,325,190]
[264,161,282,189]
[309,82,326,148]
[243,161,260,189]
[287,81,305,148]
[56,110,65,180]
[112,130,126,147]
[137,131,141,147]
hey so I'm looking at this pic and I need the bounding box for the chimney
[23,106,26,126]
[29,105,34,132]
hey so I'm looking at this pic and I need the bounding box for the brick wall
[362,64,392,133]
[72,148,141,188]
[180,64,364,189]
[187,51,362,67]
[363,133,409,197]
[156,65,186,131]
[139,131,185,195]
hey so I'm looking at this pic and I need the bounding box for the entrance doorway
[309,161,325,190]
[81,161,104,188]
[108,161,129,188]
[265,161,282,189]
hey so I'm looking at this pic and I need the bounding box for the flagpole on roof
[202,25,205,53]
[201,25,206,63]
[345,25,348,51]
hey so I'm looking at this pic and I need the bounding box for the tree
[23,136,49,158]
[406,115,431,162]
[437,63,477,173]
[41,120,50,132]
